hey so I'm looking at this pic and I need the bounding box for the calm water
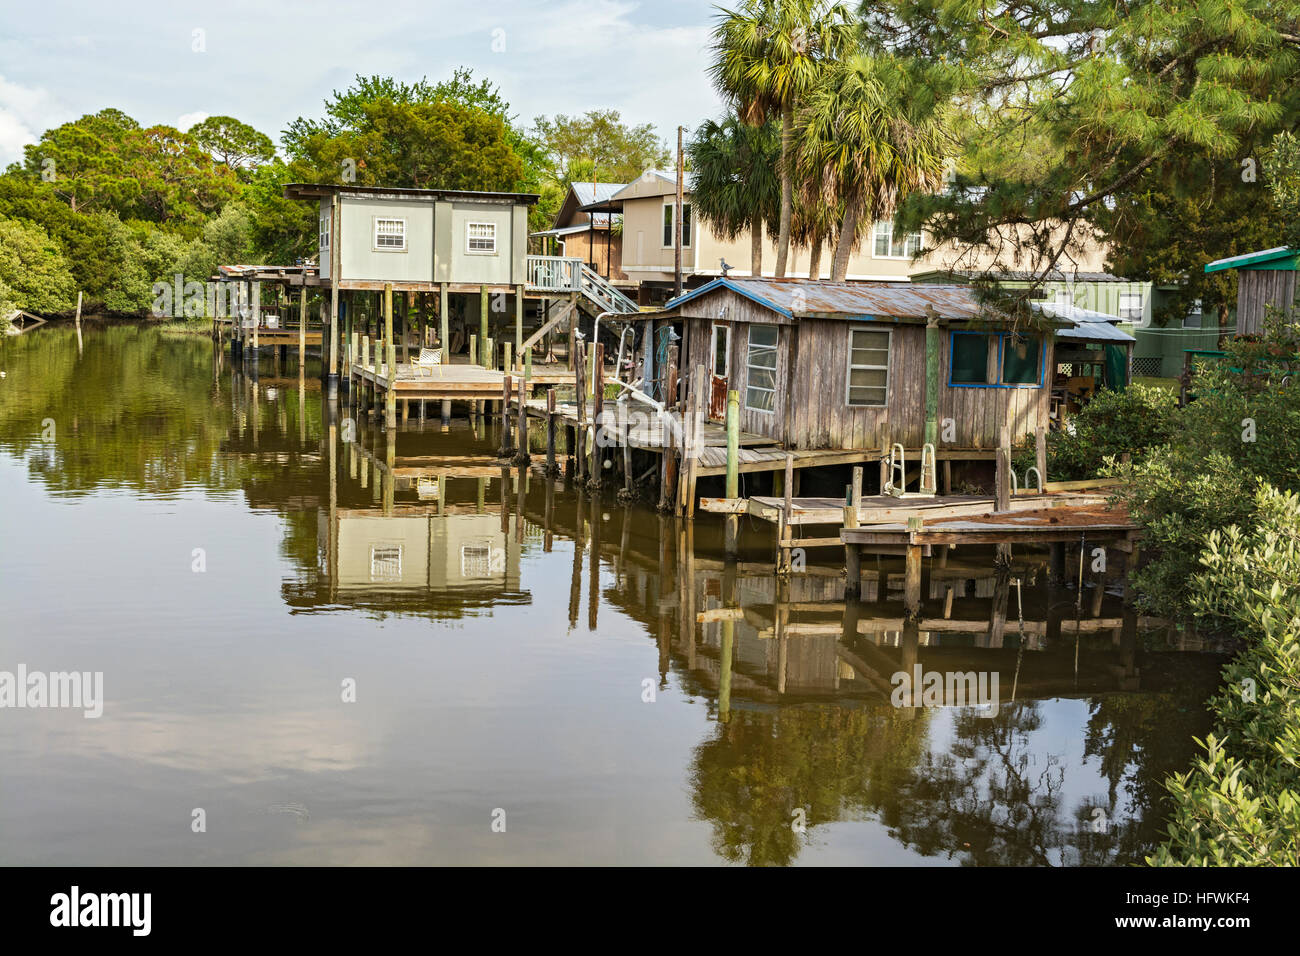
[0,326,1227,866]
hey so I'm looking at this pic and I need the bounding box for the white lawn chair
[414,347,443,377]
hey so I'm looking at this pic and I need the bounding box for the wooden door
[709,322,731,420]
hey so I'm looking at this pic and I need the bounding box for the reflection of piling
[588,494,601,631]
[568,489,584,628]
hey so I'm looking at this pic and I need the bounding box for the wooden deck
[350,359,576,400]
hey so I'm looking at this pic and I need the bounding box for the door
[709,323,731,421]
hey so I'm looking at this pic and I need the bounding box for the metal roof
[531,223,606,238]
[1204,246,1299,273]
[660,277,998,322]
[283,183,539,205]
[912,268,1131,284]
[1035,301,1136,343]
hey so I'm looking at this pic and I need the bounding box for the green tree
[710,0,858,277]
[0,215,78,313]
[189,115,276,179]
[531,109,669,186]
[19,108,142,215]
[867,0,1300,302]
[795,54,951,280]
[687,116,780,274]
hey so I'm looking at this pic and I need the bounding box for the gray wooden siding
[1237,270,1298,335]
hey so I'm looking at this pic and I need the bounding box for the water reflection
[0,327,1227,865]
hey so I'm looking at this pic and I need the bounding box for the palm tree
[795,54,953,281]
[709,0,857,278]
[687,116,781,276]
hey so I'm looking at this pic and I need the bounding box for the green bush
[1148,485,1300,865]
[1110,314,1300,621]
[1014,384,1178,481]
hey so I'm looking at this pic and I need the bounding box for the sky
[0,0,726,166]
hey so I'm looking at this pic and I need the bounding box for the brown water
[0,326,1228,865]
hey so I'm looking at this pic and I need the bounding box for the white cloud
[176,110,210,131]
[0,74,57,165]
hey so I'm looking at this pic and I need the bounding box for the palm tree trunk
[750,215,763,276]
[775,104,794,277]
[832,204,860,281]
[808,229,823,279]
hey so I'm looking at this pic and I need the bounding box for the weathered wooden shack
[1205,246,1299,335]
[657,277,1070,453]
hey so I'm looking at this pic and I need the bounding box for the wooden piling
[724,389,740,557]
[545,388,557,474]
[1035,424,1047,487]
[499,374,513,458]
[904,516,924,619]
[574,342,587,482]
[513,377,530,465]
[996,423,1011,511]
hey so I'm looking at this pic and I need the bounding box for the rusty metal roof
[660,277,1003,323]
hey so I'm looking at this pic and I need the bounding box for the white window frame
[871,221,922,260]
[369,545,402,581]
[662,200,692,249]
[1118,290,1144,321]
[373,217,407,252]
[710,322,731,378]
[319,212,330,252]
[744,325,779,413]
[466,221,498,256]
[845,326,890,407]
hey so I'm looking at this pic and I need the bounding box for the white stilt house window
[373,218,406,251]
[467,222,497,254]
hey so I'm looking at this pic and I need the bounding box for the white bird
[720,257,733,277]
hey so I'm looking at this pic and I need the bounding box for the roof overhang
[1205,246,1299,273]
[284,182,539,205]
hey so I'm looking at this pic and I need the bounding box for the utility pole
[675,126,684,298]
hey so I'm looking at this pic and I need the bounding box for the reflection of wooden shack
[331,511,521,596]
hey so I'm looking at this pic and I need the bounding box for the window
[370,545,402,581]
[461,544,491,577]
[847,328,890,406]
[745,326,779,412]
[319,212,330,252]
[467,221,497,254]
[949,332,1043,387]
[950,332,990,384]
[711,323,730,377]
[1054,290,1074,311]
[374,217,406,251]
[872,221,922,258]
[1118,291,1144,321]
[663,201,692,247]
[1001,334,1041,385]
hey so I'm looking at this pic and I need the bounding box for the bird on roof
[720,257,733,277]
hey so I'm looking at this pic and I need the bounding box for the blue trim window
[949,331,1044,388]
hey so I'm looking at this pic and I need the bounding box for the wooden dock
[351,358,576,402]
[842,503,1139,618]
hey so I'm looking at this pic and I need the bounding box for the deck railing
[525,255,639,315]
